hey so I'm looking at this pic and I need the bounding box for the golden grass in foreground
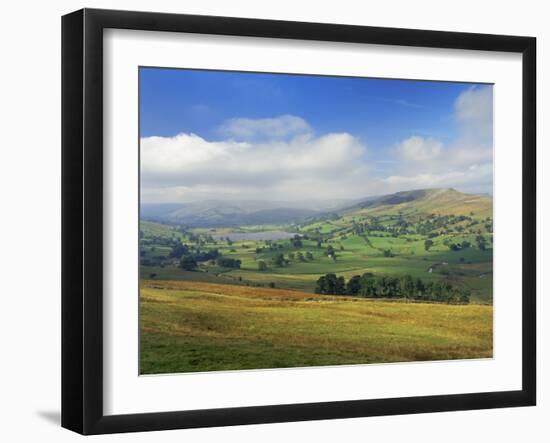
[140,280,493,374]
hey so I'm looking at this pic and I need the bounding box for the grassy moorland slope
[344,188,492,218]
[140,280,493,374]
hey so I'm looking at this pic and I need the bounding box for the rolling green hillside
[140,188,493,303]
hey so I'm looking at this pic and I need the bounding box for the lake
[216,231,298,241]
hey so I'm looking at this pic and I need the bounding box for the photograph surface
[139,68,494,375]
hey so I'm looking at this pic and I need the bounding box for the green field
[139,188,494,373]
[140,280,493,374]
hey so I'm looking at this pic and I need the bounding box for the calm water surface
[216,231,298,241]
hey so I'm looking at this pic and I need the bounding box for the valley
[140,188,493,303]
[139,187,494,373]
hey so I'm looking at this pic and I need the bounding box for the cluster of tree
[352,216,426,237]
[186,232,207,244]
[476,234,487,251]
[425,235,490,253]
[179,255,198,270]
[290,235,303,248]
[393,217,411,229]
[359,215,410,232]
[178,251,225,270]
[314,273,471,304]
[272,253,287,267]
[259,241,286,252]
[193,249,221,261]
[296,252,306,261]
[415,214,472,236]
[323,245,339,261]
[169,240,239,270]
[384,225,412,237]
[170,242,220,262]
[290,251,315,262]
[258,248,317,271]
[447,240,471,251]
[140,234,176,248]
[216,257,242,269]
[169,242,189,259]
[352,222,367,235]
[315,274,346,295]
[364,220,386,232]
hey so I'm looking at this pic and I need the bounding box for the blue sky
[139,67,493,203]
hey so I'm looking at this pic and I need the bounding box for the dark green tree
[346,275,361,295]
[170,242,189,259]
[315,273,345,295]
[400,275,415,299]
[291,235,303,248]
[179,255,197,271]
[274,253,286,267]
[476,234,487,250]
[459,288,471,304]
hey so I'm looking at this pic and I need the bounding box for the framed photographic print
[61,8,536,435]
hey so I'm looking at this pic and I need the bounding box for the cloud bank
[141,115,368,202]
[141,86,493,203]
[384,86,493,194]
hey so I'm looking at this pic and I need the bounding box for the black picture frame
[62,8,536,435]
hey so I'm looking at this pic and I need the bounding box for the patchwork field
[140,279,493,374]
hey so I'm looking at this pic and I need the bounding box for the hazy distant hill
[140,188,492,227]
[140,203,185,220]
[141,200,322,227]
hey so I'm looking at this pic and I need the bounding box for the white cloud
[396,135,492,172]
[398,136,443,162]
[218,114,312,141]
[383,163,493,192]
[141,128,369,202]
[454,85,493,144]
[142,86,494,203]
[388,86,493,194]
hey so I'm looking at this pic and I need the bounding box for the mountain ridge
[141,188,492,226]
[341,188,492,217]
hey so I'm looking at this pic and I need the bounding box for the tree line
[315,273,471,304]
[167,241,243,271]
